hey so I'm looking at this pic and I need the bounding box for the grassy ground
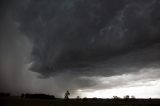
[1,97,160,106]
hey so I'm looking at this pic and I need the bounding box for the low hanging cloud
[14,0,160,77]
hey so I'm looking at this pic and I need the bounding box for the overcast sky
[0,0,160,98]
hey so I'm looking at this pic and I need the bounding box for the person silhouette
[64,90,70,100]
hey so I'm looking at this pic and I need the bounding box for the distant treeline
[21,93,56,99]
[0,92,10,97]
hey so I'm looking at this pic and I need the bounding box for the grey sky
[0,0,160,98]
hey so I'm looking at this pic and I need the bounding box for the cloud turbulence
[15,0,160,76]
[1,0,160,97]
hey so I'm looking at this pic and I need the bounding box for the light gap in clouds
[77,68,160,98]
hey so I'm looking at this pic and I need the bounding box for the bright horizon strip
[75,68,160,98]
[79,83,160,98]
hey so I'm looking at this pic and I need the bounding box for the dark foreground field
[1,97,160,106]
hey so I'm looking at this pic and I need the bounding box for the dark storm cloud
[12,0,160,77]
[1,0,160,97]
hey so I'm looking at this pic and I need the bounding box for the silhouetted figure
[64,90,70,100]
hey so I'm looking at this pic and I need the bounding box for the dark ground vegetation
[1,96,160,106]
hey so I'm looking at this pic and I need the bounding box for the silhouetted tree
[124,95,130,99]
[64,90,70,100]
[76,96,80,99]
[92,97,98,100]
[113,96,121,99]
[82,97,88,101]
[21,93,25,98]
[131,95,136,99]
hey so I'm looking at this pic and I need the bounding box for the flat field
[1,97,160,106]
